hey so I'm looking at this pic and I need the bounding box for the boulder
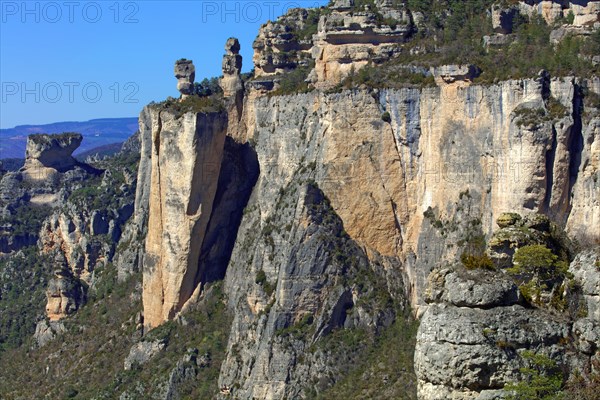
[425,268,520,308]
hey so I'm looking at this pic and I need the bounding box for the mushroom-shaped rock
[25,133,82,171]
[22,133,83,182]
[174,59,196,97]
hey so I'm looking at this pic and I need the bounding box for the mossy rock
[496,212,522,228]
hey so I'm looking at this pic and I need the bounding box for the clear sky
[0,0,328,129]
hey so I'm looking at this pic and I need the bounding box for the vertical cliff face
[140,106,228,329]
[212,73,599,398]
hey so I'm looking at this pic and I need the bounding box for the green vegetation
[514,97,569,128]
[193,76,222,97]
[28,132,80,144]
[152,93,225,116]
[461,252,495,270]
[332,64,436,92]
[508,245,570,282]
[68,150,139,210]
[312,314,419,399]
[0,247,51,351]
[270,65,314,96]
[400,1,599,81]
[294,8,329,40]
[507,244,571,308]
[504,351,564,400]
[276,313,314,338]
[255,269,275,297]
[6,203,53,236]
[0,276,232,399]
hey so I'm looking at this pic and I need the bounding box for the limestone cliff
[207,73,598,397]
[108,3,600,392]
[139,104,228,329]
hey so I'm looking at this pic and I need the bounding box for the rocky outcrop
[209,72,599,398]
[431,65,481,84]
[45,252,85,321]
[570,249,600,320]
[140,105,228,329]
[415,302,570,399]
[22,133,82,182]
[518,1,600,26]
[33,319,65,347]
[124,339,166,370]
[415,242,600,398]
[220,38,243,98]
[174,59,195,98]
[310,5,412,87]
[252,8,315,77]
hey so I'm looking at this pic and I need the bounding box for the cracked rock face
[570,249,600,320]
[212,74,599,398]
[174,59,196,96]
[140,106,228,329]
[45,253,85,321]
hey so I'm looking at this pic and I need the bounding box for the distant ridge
[0,117,138,159]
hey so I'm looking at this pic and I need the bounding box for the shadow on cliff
[195,137,259,286]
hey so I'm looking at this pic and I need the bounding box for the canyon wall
[210,74,599,398]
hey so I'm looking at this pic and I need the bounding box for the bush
[508,245,568,281]
[504,351,564,400]
[461,253,495,270]
[508,244,571,308]
[270,66,313,96]
[381,111,391,122]
[194,77,223,97]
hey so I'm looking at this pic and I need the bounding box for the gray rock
[24,133,82,172]
[425,268,520,308]
[221,37,244,99]
[159,350,198,400]
[570,249,600,320]
[430,65,481,83]
[124,339,166,370]
[573,318,600,355]
[33,319,65,347]
[415,304,570,397]
[174,59,195,96]
[483,34,513,49]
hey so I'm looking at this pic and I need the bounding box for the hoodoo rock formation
[22,133,82,181]
[220,37,243,98]
[174,59,196,98]
[140,82,229,329]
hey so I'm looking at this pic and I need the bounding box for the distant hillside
[75,142,124,162]
[0,117,138,159]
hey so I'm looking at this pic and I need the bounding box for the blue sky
[0,0,328,128]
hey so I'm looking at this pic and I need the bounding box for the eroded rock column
[141,100,228,329]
